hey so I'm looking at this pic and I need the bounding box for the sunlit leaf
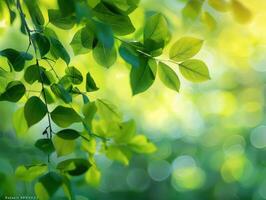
[85,166,101,187]
[158,62,180,92]
[16,164,48,182]
[179,59,210,82]
[169,37,203,62]
[57,158,91,176]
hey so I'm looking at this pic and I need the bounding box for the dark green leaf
[0,49,33,71]
[65,67,83,85]
[51,106,81,128]
[35,139,55,154]
[56,129,80,140]
[144,13,170,56]
[57,158,91,176]
[158,62,180,92]
[51,83,72,103]
[119,42,143,67]
[48,9,75,30]
[86,72,98,92]
[24,0,45,27]
[130,58,157,95]
[24,96,47,127]
[93,3,135,35]
[58,0,75,16]
[36,172,63,198]
[32,33,50,58]
[24,65,54,85]
[179,59,210,82]
[93,41,117,68]
[0,81,25,102]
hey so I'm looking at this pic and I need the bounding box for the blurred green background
[1,0,266,199]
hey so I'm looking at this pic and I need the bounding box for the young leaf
[86,72,99,92]
[179,59,210,82]
[35,139,55,154]
[85,166,101,187]
[65,67,83,85]
[57,158,91,176]
[51,106,81,128]
[32,33,50,58]
[13,107,28,135]
[96,99,121,122]
[16,164,48,182]
[231,0,252,24]
[0,49,33,71]
[106,145,129,165]
[53,135,75,157]
[158,62,180,92]
[182,0,203,21]
[56,129,80,140]
[0,81,25,102]
[169,37,203,62]
[208,0,230,12]
[114,120,136,143]
[130,58,157,95]
[24,96,47,127]
[129,135,156,153]
[92,41,117,68]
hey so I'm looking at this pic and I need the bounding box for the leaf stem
[17,0,53,162]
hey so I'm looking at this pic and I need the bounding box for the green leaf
[144,13,169,56]
[102,0,139,14]
[119,42,143,67]
[65,67,83,85]
[106,145,129,165]
[24,96,47,127]
[0,49,33,71]
[231,0,252,24]
[130,58,157,95]
[93,41,117,68]
[51,83,72,103]
[85,166,101,187]
[13,107,28,135]
[82,101,97,128]
[169,37,203,62]
[179,59,210,82]
[93,3,135,35]
[208,0,230,12]
[53,135,75,156]
[129,135,156,153]
[48,9,75,30]
[182,0,203,21]
[96,99,121,122]
[24,0,45,27]
[49,37,70,64]
[51,106,81,128]
[16,164,48,182]
[70,28,94,55]
[114,120,136,143]
[57,158,91,176]
[86,72,99,92]
[32,33,50,58]
[35,139,55,154]
[56,129,80,140]
[158,62,180,92]
[0,81,25,102]
[24,65,54,85]
[35,172,63,200]
[42,88,55,104]
[58,0,75,16]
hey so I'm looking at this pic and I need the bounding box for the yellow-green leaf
[179,59,210,82]
[169,37,203,62]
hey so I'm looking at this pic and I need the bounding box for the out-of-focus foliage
[1,0,266,200]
